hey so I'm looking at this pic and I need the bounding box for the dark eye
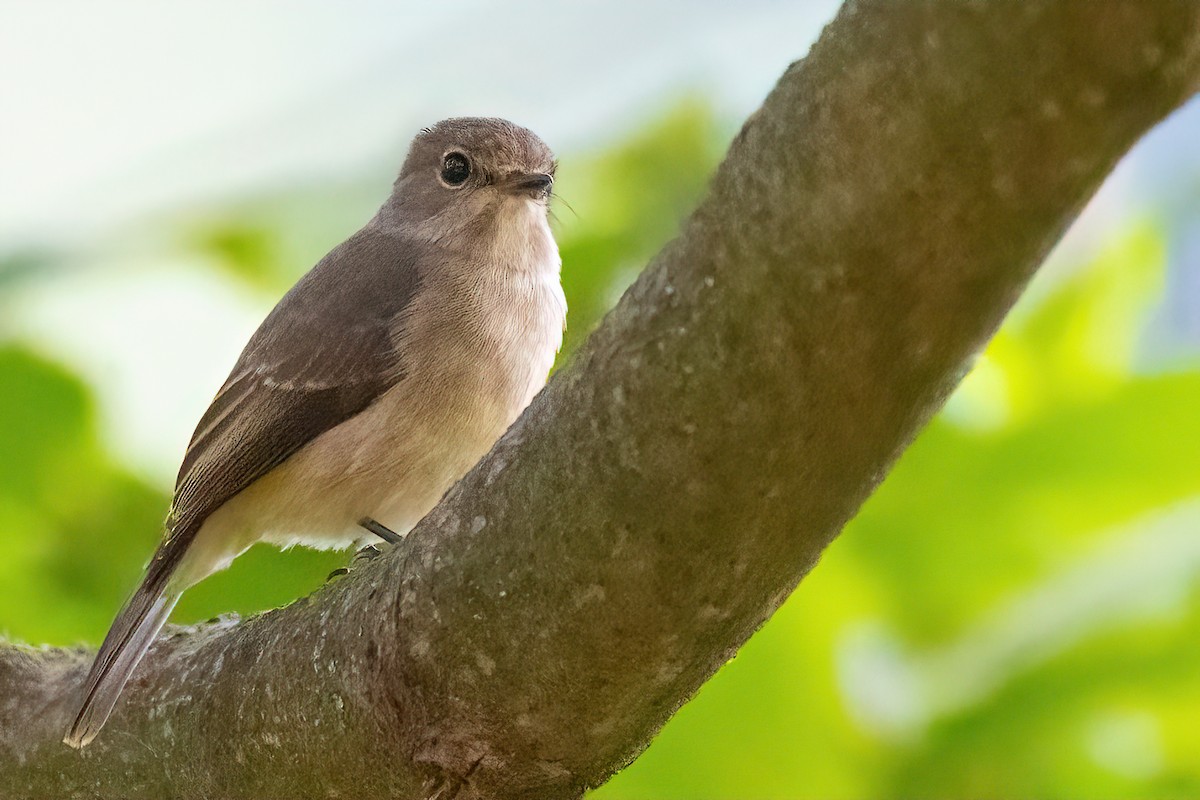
[441,152,471,186]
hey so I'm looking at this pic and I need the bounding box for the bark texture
[3,2,1199,798]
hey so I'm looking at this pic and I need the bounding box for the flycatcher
[64,117,566,748]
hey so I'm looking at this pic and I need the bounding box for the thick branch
[4,2,1199,798]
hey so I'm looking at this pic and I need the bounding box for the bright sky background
[1,1,1196,484]
[0,0,844,480]
[0,0,844,245]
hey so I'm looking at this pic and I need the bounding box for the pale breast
[472,267,565,413]
[409,197,564,431]
[187,199,565,568]
[352,222,563,536]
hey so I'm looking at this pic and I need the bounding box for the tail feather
[64,571,181,748]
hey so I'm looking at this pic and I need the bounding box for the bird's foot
[329,519,398,579]
[353,544,383,564]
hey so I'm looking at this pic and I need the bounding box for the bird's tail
[63,543,185,749]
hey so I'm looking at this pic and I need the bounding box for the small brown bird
[65,117,566,748]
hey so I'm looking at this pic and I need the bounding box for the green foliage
[595,209,1200,798]
[0,346,165,644]
[554,101,727,357]
[190,222,285,291]
[0,106,724,644]
[1,107,1197,798]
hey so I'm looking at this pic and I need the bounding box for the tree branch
[4,2,1199,797]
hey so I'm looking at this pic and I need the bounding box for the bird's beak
[503,172,554,200]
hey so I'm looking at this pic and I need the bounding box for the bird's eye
[441,152,471,186]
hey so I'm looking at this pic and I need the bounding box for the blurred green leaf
[555,101,727,359]
[0,107,1197,799]
[0,346,165,644]
[598,138,1200,798]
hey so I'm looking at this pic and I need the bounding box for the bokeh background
[2,3,1199,797]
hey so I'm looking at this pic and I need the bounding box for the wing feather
[165,228,422,553]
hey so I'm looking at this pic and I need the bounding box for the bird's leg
[359,517,402,545]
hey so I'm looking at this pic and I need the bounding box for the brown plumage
[65,117,565,748]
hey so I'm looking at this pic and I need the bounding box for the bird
[63,117,566,748]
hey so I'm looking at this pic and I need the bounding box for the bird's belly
[246,386,518,545]
[183,343,553,583]
[179,261,564,588]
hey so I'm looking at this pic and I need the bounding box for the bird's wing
[65,230,421,746]
[165,228,422,554]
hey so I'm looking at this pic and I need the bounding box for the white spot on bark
[1081,86,1107,108]
[698,604,730,621]
[590,718,616,737]
[471,516,487,534]
[655,662,682,684]
[574,583,606,608]
[991,174,1017,199]
[485,457,508,485]
[1068,156,1091,176]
